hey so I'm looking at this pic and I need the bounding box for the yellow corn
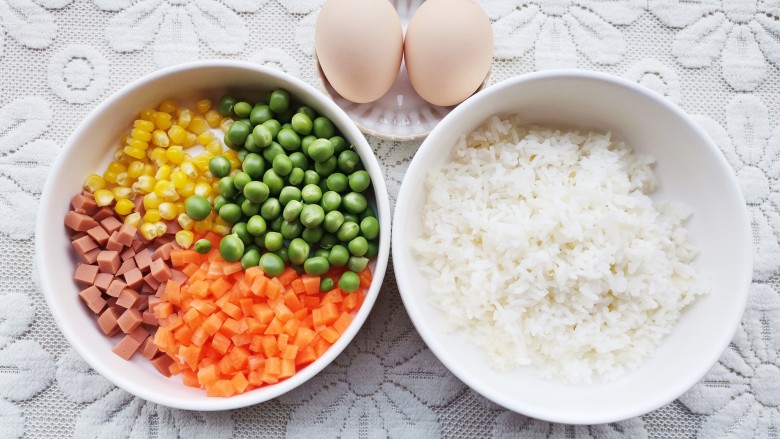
[127,161,145,178]
[155,112,172,130]
[211,223,231,236]
[175,230,195,249]
[113,147,125,162]
[143,192,161,210]
[177,109,192,129]
[193,217,213,234]
[126,138,149,151]
[140,109,156,121]
[107,161,126,174]
[170,170,188,189]
[124,212,142,227]
[143,209,161,223]
[133,119,155,132]
[123,146,146,160]
[180,161,198,179]
[142,163,155,176]
[219,117,233,132]
[178,180,196,197]
[193,181,212,197]
[205,139,223,155]
[159,99,177,113]
[155,221,168,236]
[111,186,133,199]
[93,189,115,207]
[103,170,118,184]
[168,125,186,144]
[83,174,106,192]
[140,222,158,240]
[131,128,152,142]
[153,179,176,198]
[151,130,170,148]
[174,201,185,215]
[193,154,212,172]
[133,175,156,194]
[177,213,194,231]
[158,202,177,220]
[196,99,211,114]
[115,172,131,187]
[197,131,215,146]
[205,109,221,128]
[149,147,168,166]
[166,146,184,164]
[155,164,171,181]
[114,198,135,215]
[188,117,208,135]
[181,132,197,148]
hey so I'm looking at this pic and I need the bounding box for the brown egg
[404,0,493,107]
[315,0,404,104]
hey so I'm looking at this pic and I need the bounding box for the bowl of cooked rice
[392,70,752,424]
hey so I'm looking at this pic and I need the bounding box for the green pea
[365,240,379,259]
[288,238,310,265]
[259,252,285,277]
[223,135,239,151]
[360,205,377,220]
[300,204,325,229]
[219,234,244,262]
[269,216,284,232]
[348,236,368,257]
[263,142,285,163]
[252,124,274,149]
[264,231,283,251]
[241,199,260,217]
[234,101,252,118]
[343,192,368,214]
[263,119,282,138]
[328,245,349,267]
[301,226,324,244]
[360,216,379,240]
[243,181,270,204]
[253,234,266,249]
[244,133,261,153]
[337,221,360,241]
[250,104,273,125]
[303,170,320,185]
[247,215,267,236]
[279,186,302,205]
[318,178,330,194]
[277,128,301,151]
[260,198,282,220]
[235,194,247,206]
[319,233,338,249]
[302,184,322,203]
[348,170,371,192]
[232,222,252,245]
[326,173,348,192]
[301,135,317,156]
[213,195,228,212]
[343,212,359,224]
[218,95,237,116]
[348,256,369,273]
[209,156,232,178]
[277,107,295,124]
[314,249,330,259]
[233,172,251,191]
[289,152,308,170]
[304,256,330,276]
[338,150,360,173]
[263,169,285,195]
[320,277,334,292]
[315,156,338,177]
[308,139,334,163]
[297,106,316,120]
[241,248,260,269]
[275,247,290,263]
[329,136,347,155]
[219,203,242,224]
[241,153,265,180]
[291,113,313,136]
[320,191,342,213]
[323,210,344,233]
[269,89,290,114]
[312,117,336,139]
[193,239,212,254]
[283,200,304,222]
[338,271,360,293]
[237,149,249,163]
[185,195,211,221]
[288,168,305,186]
[226,120,250,145]
[273,154,293,176]
[216,177,237,199]
[281,220,303,239]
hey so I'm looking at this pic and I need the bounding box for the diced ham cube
[117,308,143,333]
[116,258,136,276]
[111,333,143,360]
[64,211,99,232]
[123,268,143,289]
[93,273,113,292]
[100,216,122,235]
[96,250,120,275]
[71,194,98,215]
[97,308,121,336]
[134,250,152,273]
[87,226,110,247]
[74,264,99,286]
[93,207,115,222]
[78,286,105,314]
[151,354,173,377]
[140,337,159,359]
[116,224,136,246]
[150,258,171,283]
[71,235,97,255]
[116,288,140,309]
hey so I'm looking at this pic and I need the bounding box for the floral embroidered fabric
[1,0,778,437]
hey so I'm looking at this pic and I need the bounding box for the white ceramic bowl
[392,70,752,424]
[36,61,391,411]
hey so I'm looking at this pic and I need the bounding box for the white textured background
[1,0,778,437]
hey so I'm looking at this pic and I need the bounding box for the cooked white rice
[413,116,708,383]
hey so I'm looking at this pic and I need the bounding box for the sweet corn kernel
[140,222,158,240]
[205,139,222,155]
[196,99,211,114]
[181,132,197,148]
[168,125,186,144]
[188,117,208,135]
[103,170,118,184]
[107,161,126,174]
[212,223,231,236]
[112,186,133,199]
[140,109,156,121]
[127,161,145,178]
[114,198,135,215]
[131,128,152,142]
[124,212,142,227]
[133,175,156,194]
[197,131,214,146]
[170,170,188,189]
[177,109,192,129]
[93,189,115,207]
[205,109,221,128]
[178,180,196,197]
[174,201,185,215]
[155,221,168,236]
[144,209,161,223]
[177,213,194,231]
[134,119,155,132]
[115,172,131,187]
[159,99,177,113]
[142,163,155,176]
[158,202,177,220]
[180,161,198,179]
[166,145,184,164]
[175,230,195,248]
[126,138,149,151]
[154,180,177,199]
[149,147,168,166]
[219,117,233,132]
[155,164,171,181]
[143,192,161,209]
[123,146,146,160]
[155,112,172,130]
[193,154,212,172]
[193,217,213,234]
[151,130,170,148]
[113,147,125,162]
[83,174,105,192]
[193,181,212,197]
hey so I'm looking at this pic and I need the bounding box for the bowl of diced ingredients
[36,61,390,410]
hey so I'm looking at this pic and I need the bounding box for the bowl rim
[391,69,753,425]
[35,60,392,410]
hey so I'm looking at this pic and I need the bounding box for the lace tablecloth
[2,0,778,437]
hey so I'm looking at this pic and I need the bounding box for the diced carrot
[269,297,293,322]
[190,300,217,316]
[290,278,305,294]
[283,290,303,312]
[247,370,264,386]
[221,301,242,320]
[293,327,317,348]
[174,325,194,345]
[249,335,263,353]
[188,269,207,285]
[248,355,265,371]
[220,318,242,337]
[277,333,289,352]
[182,307,202,329]
[295,345,317,365]
[217,354,235,375]
[228,345,250,370]
[313,338,332,357]
[250,276,268,296]
[245,317,265,334]
[277,267,298,286]
[264,357,281,376]
[279,359,296,379]
[223,262,243,275]
[153,327,173,351]
[231,371,249,393]
[282,318,300,337]
[208,277,231,297]
[169,361,182,375]
[312,303,339,327]
[301,275,321,295]
[302,295,320,309]
[211,332,231,355]
[266,278,283,300]
[320,289,343,305]
[164,281,182,306]
[264,317,283,335]
[190,326,209,347]
[320,327,340,344]
[245,266,264,285]
[202,313,223,336]
[358,268,372,288]
[251,303,274,324]
[206,379,235,397]
[333,312,352,334]
[181,370,199,387]
[189,280,209,298]
[171,249,200,267]
[197,364,219,385]
[261,335,279,358]
[154,302,174,319]
[231,332,252,347]
[181,263,199,276]
[341,292,360,311]
[238,298,254,317]
[292,307,309,321]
